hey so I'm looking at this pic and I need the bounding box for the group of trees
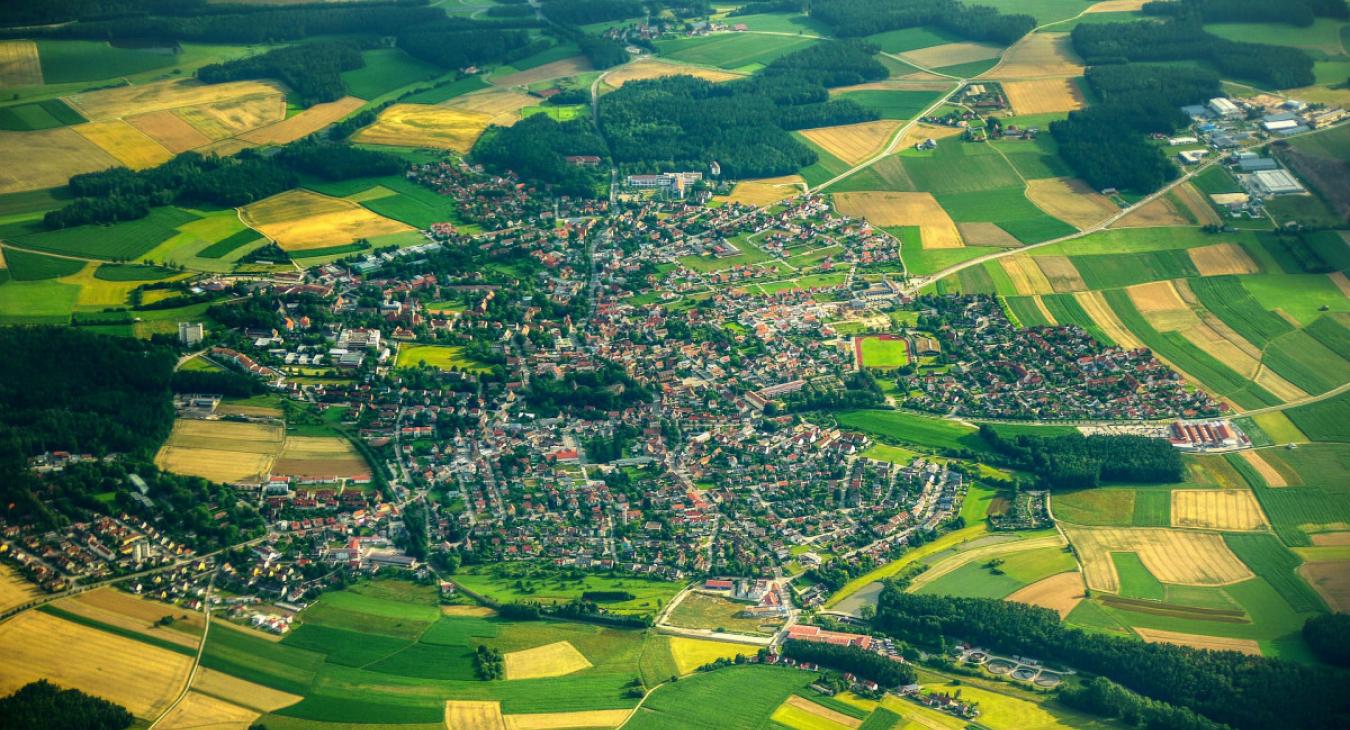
[1143,0,1348,29]
[0,681,132,730]
[874,588,1350,730]
[397,23,545,71]
[539,0,643,25]
[810,0,1034,44]
[1302,612,1350,667]
[524,363,653,418]
[979,427,1184,489]
[170,370,265,398]
[472,113,610,197]
[473,645,505,680]
[780,639,916,687]
[198,41,364,108]
[1059,676,1230,730]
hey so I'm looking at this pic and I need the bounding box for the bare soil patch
[956,222,1020,247]
[494,56,593,87]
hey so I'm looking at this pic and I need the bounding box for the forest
[1143,0,1348,27]
[978,427,1184,488]
[473,114,610,196]
[780,639,917,687]
[197,41,364,108]
[0,681,133,730]
[397,24,545,71]
[1302,612,1350,667]
[1059,677,1229,730]
[810,0,1034,44]
[540,0,644,25]
[875,588,1350,730]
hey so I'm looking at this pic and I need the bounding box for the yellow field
[985,33,1084,79]
[1112,195,1191,228]
[240,189,413,251]
[446,700,506,730]
[238,96,365,145]
[73,119,175,169]
[67,78,284,121]
[956,222,1019,246]
[1188,242,1259,276]
[1032,255,1086,292]
[1026,178,1118,228]
[1239,450,1288,487]
[127,110,214,153]
[1127,280,1188,315]
[1253,411,1308,444]
[800,120,901,165]
[156,690,260,730]
[353,103,494,152]
[1074,290,1145,348]
[0,247,6,269]
[0,40,41,86]
[1301,561,1350,611]
[1002,79,1084,115]
[494,56,593,87]
[1006,571,1084,619]
[895,123,965,153]
[503,641,592,680]
[717,176,805,206]
[504,710,631,730]
[603,58,743,88]
[1329,271,1350,297]
[174,93,287,140]
[668,636,755,675]
[1135,628,1261,655]
[0,563,39,614]
[51,588,203,650]
[0,127,121,194]
[155,418,285,483]
[772,696,862,730]
[272,435,371,481]
[1172,182,1222,226]
[833,191,962,248]
[1061,525,1254,593]
[0,611,193,719]
[1000,256,1055,295]
[442,604,497,617]
[1085,0,1149,11]
[900,42,1001,70]
[1171,489,1269,531]
[190,668,301,713]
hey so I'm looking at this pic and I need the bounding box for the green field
[0,206,201,261]
[836,89,944,120]
[1229,445,1350,547]
[1069,249,1198,289]
[1112,552,1165,601]
[1203,19,1349,56]
[0,99,86,131]
[1188,276,1293,348]
[93,263,178,281]
[936,187,1076,243]
[400,75,492,104]
[626,665,814,729]
[36,40,181,83]
[197,228,264,259]
[2,248,85,280]
[341,48,442,100]
[913,545,1078,599]
[447,566,682,617]
[865,26,961,53]
[394,344,491,373]
[666,592,776,635]
[835,409,984,452]
[859,336,910,368]
[725,12,832,36]
[655,33,818,70]
[1285,392,1350,442]
[976,0,1093,25]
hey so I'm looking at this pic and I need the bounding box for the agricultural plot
[1300,560,1350,611]
[239,96,365,145]
[899,42,1002,71]
[241,189,413,251]
[493,56,593,87]
[3,205,200,261]
[717,176,805,206]
[0,99,86,132]
[504,709,632,730]
[1006,571,1085,618]
[1024,177,1117,229]
[1134,627,1261,656]
[0,563,39,614]
[0,127,120,194]
[51,587,204,651]
[957,222,1020,247]
[1170,490,1268,531]
[341,48,442,100]
[602,57,743,88]
[155,418,285,483]
[1285,392,1350,443]
[354,103,494,153]
[666,592,779,636]
[157,691,261,729]
[999,256,1055,295]
[272,436,370,482]
[909,535,1072,597]
[772,695,862,730]
[66,78,284,122]
[1061,525,1254,593]
[667,637,755,675]
[1001,78,1084,115]
[935,187,1077,244]
[834,88,946,121]
[985,33,1084,79]
[834,192,962,248]
[126,109,213,153]
[72,119,174,169]
[447,567,680,617]
[625,665,813,730]
[176,94,288,144]
[800,121,901,166]
[503,641,592,680]
[654,33,818,71]
[192,667,302,713]
[835,409,983,452]
[0,40,41,86]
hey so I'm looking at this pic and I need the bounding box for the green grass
[447,567,682,617]
[1223,533,1326,614]
[506,42,581,72]
[976,0,1093,25]
[1187,276,1294,348]
[1132,490,1171,526]
[418,616,499,646]
[201,624,325,696]
[0,279,79,324]
[1227,448,1350,546]
[1053,488,1136,527]
[835,409,985,452]
[1203,19,1349,56]
[1006,295,1052,326]
[724,12,832,35]
[666,592,775,635]
[0,99,86,131]
[1069,249,1198,289]
[896,142,1023,194]
[399,75,492,104]
[625,665,814,730]
[1040,292,1110,343]
[1286,391,1350,443]
[836,89,944,119]
[936,187,1076,243]
[364,642,477,680]
[1191,166,1243,195]
[1262,330,1350,395]
[655,33,818,70]
[395,344,491,373]
[865,26,961,53]
[0,206,200,261]
[92,263,178,281]
[1112,552,1166,601]
[283,624,412,667]
[915,545,1077,599]
[859,336,910,368]
[1240,274,1350,326]
[197,228,263,259]
[341,48,442,100]
[36,40,180,83]
[3,248,85,280]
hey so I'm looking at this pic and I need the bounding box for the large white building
[1250,169,1305,196]
[178,321,204,346]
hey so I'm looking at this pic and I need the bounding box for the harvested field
[1127,280,1188,316]
[1034,255,1087,291]
[1172,182,1222,225]
[0,563,39,613]
[214,403,283,418]
[1074,290,1144,348]
[830,78,954,94]
[446,700,506,730]
[1239,451,1288,487]
[0,127,120,194]
[1086,0,1149,11]
[0,40,41,86]
[504,710,631,730]
[52,588,204,650]
[441,604,497,617]
[1188,242,1259,276]
[155,418,284,483]
[894,122,965,151]
[1000,256,1055,295]
[1134,628,1261,656]
[272,435,370,481]
[0,611,193,719]
[127,110,212,153]
[73,119,174,169]
[493,56,593,87]
[353,103,494,152]
[1006,571,1084,618]
[778,696,862,729]
[444,89,537,120]
[174,93,286,140]
[155,691,259,730]
[502,641,592,680]
[66,79,284,121]
[956,222,1020,246]
[1171,489,1269,531]
[1112,195,1190,228]
[800,120,901,165]
[1025,177,1118,228]
[668,637,755,675]
[1301,561,1350,611]
[1061,525,1254,593]
[603,58,743,87]
[238,96,364,145]
[240,189,413,251]
[1002,78,1084,115]
[1311,532,1350,546]
[833,191,962,248]
[986,33,1084,79]
[717,176,805,206]
[191,668,301,713]
[900,42,1001,70]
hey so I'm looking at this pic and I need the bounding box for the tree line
[810,0,1034,44]
[1143,0,1348,28]
[780,639,917,687]
[198,41,364,108]
[0,681,133,730]
[539,0,644,25]
[874,588,1350,730]
[978,426,1184,489]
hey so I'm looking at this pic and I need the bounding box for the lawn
[0,207,201,261]
[395,344,491,373]
[835,409,984,452]
[859,336,910,368]
[448,566,682,618]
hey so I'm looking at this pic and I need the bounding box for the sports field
[241,189,413,251]
[857,335,910,369]
[395,344,492,373]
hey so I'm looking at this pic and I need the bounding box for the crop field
[1006,571,1085,618]
[0,127,120,194]
[1187,276,1294,348]
[445,700,505,730]
[353,103,495,152]
[503,641,592,680]
[1025,177,1117,228]
[909,536,1072,597]
[0,563,39,613]
[176,94,287,144]
[493,56,593,87]
[834,192,962,248]
[1224,533,1326,614]
[625,665,813,730]
[1134,627,1261,656]
[1052,488,1153,527]
[1070,249,1198,289]
[272,435,370,482]
[654,33,818,71]
[126,109,213,153]
[504,709,632,730]
[985,33,1084,79]
[834,88,945,121]
[0,99,86,132]
[667,592,778,635]
[157,691,261,729]
[239,96,365,145]
[999,256,1054,295]
[1069,290,1143,348]
[51,587,203,650]
[155,418,285,483]
[192,667,302,713]
[1238,451,1289,487]
[340,48,442,100]
[1300,560,1350,611]
[0,40,41,86]
[1285,392,1350,442]
[1170,489,1268,531]
[1186,242,1260,276]
[0,610,193,719]
[717,176,805,206]
[858,335,909,368]
[800,121,901,166]
[899,42,1002,70]
[242,189,412,251]
[772,694,862,730]
[667,637,754,675]
[1001,78,1084,115]
[72,119,174,169]
[396,344,491,373]
[1061,525,1254,593]
[66,78,284,122]
[957,222,1020,247]
[602,57,743,88]
[3,205,200,261]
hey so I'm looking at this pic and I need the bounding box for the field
[834,192,963,248]
[504,709,631,729]
[241,189,413,251]
[1301,560,1350,611]
[1001,79,1084,115]
[1024,177,1117,228]
[272,435,371,482]
[192,667,302,713]
[1000,256,1054,295]
[654,33,818,71]
[1061,525,1254,593]
[395,344,491,373]
[665,592,778,636]
[72,119,175,169]
[858,335,910,368]
[493,56,593,87]
[799,121,901,166]
[1188,243,1259,276]
[899,42,1002,71]
[667,637,755,675]
[0,40,41,86]
[772,695,862,730]
[503,641,592,680]
[50,587,204,650]
[985,33,1084,79]
[908,535,1073,598]
[127,109,212,153]
[0,99,85,131]
[834,409,983,453]
[353,103,496,153]
[602,58,743,88]
[0,127,119,194]
[156,691,262,729]
[154,418,285,483]
[0,563,40,613]
[0,610,193,719]
[447,567,680,617]
[1170,489,1269,531]
[239,96,365,145]
[66,78,283,122]
[625,665,812,729]
[716,176,805,206]
[341,48,442,100]
[1134,627,1261,656]
[1005,571,1085,618]
[834,88,946,120]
